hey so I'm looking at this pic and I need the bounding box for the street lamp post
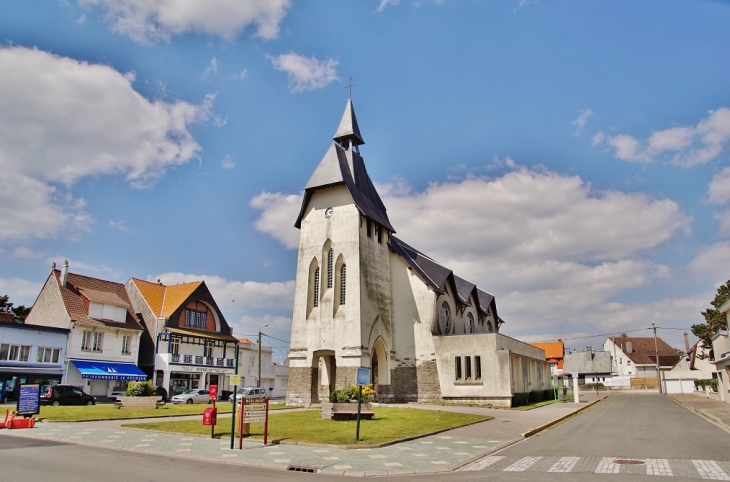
[257,324,268,387]
[652,322,662,394]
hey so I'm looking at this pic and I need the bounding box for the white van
[228,386,266,402]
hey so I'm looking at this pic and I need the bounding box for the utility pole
[652,322,662,394]
[257,324,268,387]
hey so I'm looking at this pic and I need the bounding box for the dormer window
[89,302,127,323]
[185,308,207,329]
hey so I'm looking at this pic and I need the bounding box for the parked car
[170,388,210,404]
[230,386,266,402]
[40,385,96,406]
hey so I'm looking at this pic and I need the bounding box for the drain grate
[613,459,645,465]
[287,465,319,473]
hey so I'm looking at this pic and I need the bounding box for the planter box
[321,402,374,420]
[115,396,161,410]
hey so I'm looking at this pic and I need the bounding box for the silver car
[171,388,210,404]
[229,386,266,402]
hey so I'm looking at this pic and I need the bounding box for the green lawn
[123,407,491,445]
[511,399,558,411]
[38,401,292,422]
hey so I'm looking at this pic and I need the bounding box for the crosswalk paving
[463,456,730,479]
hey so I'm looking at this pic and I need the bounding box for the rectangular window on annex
[455,357,462,381]
[465,356,472,380]
[475,356,482,380]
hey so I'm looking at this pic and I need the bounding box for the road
[1,394,729,481]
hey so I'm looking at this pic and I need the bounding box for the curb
[520,396,606,438]
[668,395,730,436]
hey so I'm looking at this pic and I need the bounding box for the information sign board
[356,367,371,386]
[230,375,241,385]
[17,383,40,416]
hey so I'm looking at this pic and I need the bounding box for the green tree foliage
[1,295,31,322]
[691,280,730,360]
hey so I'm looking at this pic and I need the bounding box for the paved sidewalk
[671,392,730,435]
[1,395,603,477]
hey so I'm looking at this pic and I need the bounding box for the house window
[327,249,334,289]
[185,308,207,329]
[466,313,474,334]
[313,268,320,308]
[37,347,60,363]
[439,302,451,335]
[340,264,347,305]
[375,225,381,244]
[121,336,132,355]
[82,332,104,352]
[465,356,472,380]
[0,344,30,362]
[366,219,372,238]
[455,357,462,380]
[475,356,482,380]
[204,340,214,358]
[627,360,631,366]
[619,359,622,364]
[171,337,180,356]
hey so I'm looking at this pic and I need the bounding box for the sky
[1,1,729,358]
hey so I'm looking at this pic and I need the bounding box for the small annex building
[286,98,550,407]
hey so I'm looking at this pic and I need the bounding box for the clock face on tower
[324,207,334,218]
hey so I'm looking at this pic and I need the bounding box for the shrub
[695,379,719,391]
[328,384,376,403]
[583,383,605,391]
[512,393,529,407]
[125,380,155,397]
[528,390,544,403]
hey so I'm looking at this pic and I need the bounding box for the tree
[0,295,31,322]
[691,280,730,360]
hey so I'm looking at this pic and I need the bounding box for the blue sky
[1,1,729,356]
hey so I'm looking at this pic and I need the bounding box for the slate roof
[563,350,612,375]
[294,100,394,232]
[333,98,364,146]
[53,270,143,331]
[389,235,500,322]
[609,336,681,367]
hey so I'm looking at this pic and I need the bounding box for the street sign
[17,383,40,416]
[356,367,371,386]
[230,374,241,385]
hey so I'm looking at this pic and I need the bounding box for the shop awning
[71,360,147,381]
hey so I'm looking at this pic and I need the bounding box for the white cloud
[571,109,593,135]
[0,46,212,245]
[688,241,730,286]
[715,210,730,238]
[591,131,605,147]
[249,191,301,249]
[708,167,730,205]
[249,164,691,337]
[220,155,236,170]
[269,53,339,93]
[203,56,217,76]
[108,220,130,231]
[0,277,45,307]
[79,0,291,42]
[603,107,730,166]
[376,0,401,12]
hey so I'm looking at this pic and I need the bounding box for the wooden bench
[114,396,164,409]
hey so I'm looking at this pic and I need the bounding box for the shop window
[37,347,60,364]
[455,356,462,380]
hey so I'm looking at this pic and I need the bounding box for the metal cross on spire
[345,75,356,98]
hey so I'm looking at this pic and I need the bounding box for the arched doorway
[312,350,336,403]
[371,338,389,396]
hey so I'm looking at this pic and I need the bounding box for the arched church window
[439,302,451,335]
[313,268,320,308]
[466,313,474,334]
[340,265,346,305]
[486,320,493,333]
[327,249,334,289]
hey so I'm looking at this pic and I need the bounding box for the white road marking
[548,456,580,473]
[693,460,730,480]
[646,459,673,477]
[464,456,505,471]
[595,457,620,474]
[504,456,542,472]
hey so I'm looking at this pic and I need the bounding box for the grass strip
[123,407,491,445]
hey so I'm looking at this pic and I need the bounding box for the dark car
[40,385,96,406]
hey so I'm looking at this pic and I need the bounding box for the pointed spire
[333,98,364,148]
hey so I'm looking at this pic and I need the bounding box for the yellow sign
[230,375,241,385]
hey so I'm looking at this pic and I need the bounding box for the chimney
[61,260,69,287]
[51,262,56,273]
[626,341,633,354]
[684,332,690,354]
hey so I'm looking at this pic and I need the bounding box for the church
[286,98,550,407]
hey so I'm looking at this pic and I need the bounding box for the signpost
[238,396,269,448]
[229,345,239,450]
[355,367,371,442]
[204,384,218,438]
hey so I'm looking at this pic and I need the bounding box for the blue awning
[71,360,147,381]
